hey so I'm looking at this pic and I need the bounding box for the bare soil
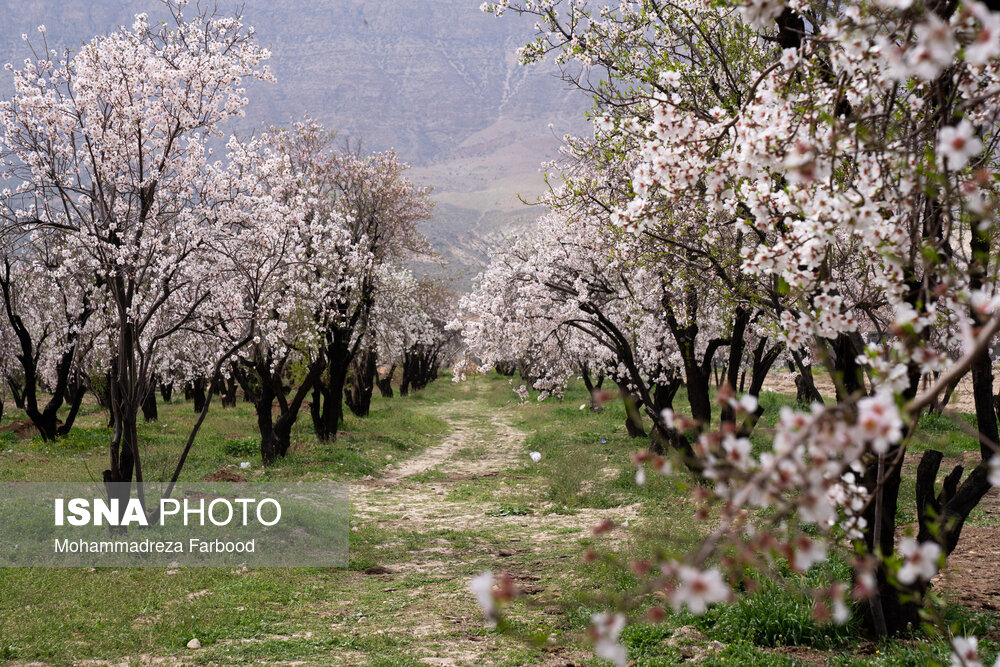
[762,372,985,413]
[352,402,639,542]
[346,401,636,665]
[935,453,1000,617]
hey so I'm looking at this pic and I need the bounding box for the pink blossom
[966,3,1000,65]
[855,390,903,453]
[739,0,785,31]
[590,612,627,666]
[950,636,983,667]
[670,566,730,615]
[470,571,498,628]
[897,538,941,585]
[938,121,983,170]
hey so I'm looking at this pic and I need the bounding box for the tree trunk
[347,349,377,418]
[159,382,173,403]
[312,333,351,442]
[0,264,91,441]
[831,334,866,400]
[105,366,138,492]
[261,423,290,466]
[313,364,346,442]
[686,363,713,426]
[791,351,824,404]
[375,364,395,398]
[257,358,325,465]
[256,381,279,466]
[858,445,908,635]
[220,372,238,408]
[650,377,683,455]
[719,307,749,424]
[622,391,646,438]
[494,361,517,377]
[57,372,87,437]
[141,386,158,423]
[191,378,207,413]
[323,362,348,438]
[581,364,603,412]
[233,364,259,404]
[8,378,24,410]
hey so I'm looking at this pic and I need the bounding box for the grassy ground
[0,375,997,665]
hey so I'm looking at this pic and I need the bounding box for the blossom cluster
[467,0,1000,660]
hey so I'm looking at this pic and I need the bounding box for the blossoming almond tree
[343,267,452,411]
[398,278,461,396]
[0,302,18,423]
[199,133,326,468]
[0,229,96,439]
[476,0,1000,657]
[298,133,433,442]
[456,208,695,446]
[346,265,423,408]
[0,1,274,496]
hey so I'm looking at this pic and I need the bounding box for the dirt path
[934,452,1000,619]
[342,400,638,666]
[353,399,638,542]
[375,403,522,482]
[761,371,986,413]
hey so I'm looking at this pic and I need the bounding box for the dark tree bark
[915,451,993,554]
[375,363,395,398]
[831,334,867,400]
[141,385,158,423]
[0,260,93,440]
[56,372,87,434]
[220,369,238,408]
[400,342,445,394]
[7,377,25,410]
[256,380,280,465]
[622,390,646,438]
[233,364,259,404]
[494,360,517,377]
[346,348,377,417]
[855,302,995,635]
[249,354,326,466]
[791,350,824,404]
[746,339,784,397]
[104,325,142,492]
[159,381,173,403]
[864,222,1000,632]
[580,363,603,412]
[312,330,352,442]
[719,306,750,424]
[191,378,207,413]
[661,287,730,428]
[650,373,683,454]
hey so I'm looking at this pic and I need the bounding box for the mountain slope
[0,1,590,283]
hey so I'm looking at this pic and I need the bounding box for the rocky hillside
[0,1,590,284]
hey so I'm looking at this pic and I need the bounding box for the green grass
[0,373,997,665]
[0,386,451,484]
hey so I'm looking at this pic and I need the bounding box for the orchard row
[455,0,1000,662]
[0,2,457,490]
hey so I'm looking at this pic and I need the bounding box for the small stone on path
[187,638,201,649]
